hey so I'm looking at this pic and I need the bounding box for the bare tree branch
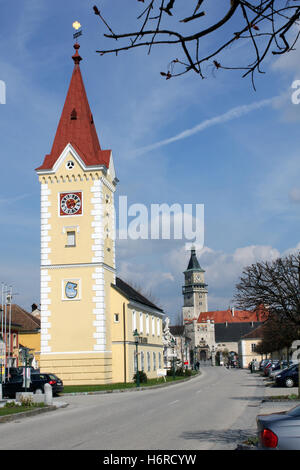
[93,1,300,88]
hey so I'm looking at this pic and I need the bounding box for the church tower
[182,247,208,322]
[35,43,118,385]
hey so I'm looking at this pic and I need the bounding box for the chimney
[231,307,235,317]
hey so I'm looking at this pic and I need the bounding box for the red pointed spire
[36,44,111,171]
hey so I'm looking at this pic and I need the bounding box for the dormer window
[71,108,77,120]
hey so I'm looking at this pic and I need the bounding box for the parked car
[2,372,64,398]
[265,360,281,377]
[259,359,271,371]
[263,361,276,376]
[257,404,300,450]
[275,363,299,388]
[269,361,295,380]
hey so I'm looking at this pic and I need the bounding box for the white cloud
[116,239,288,317]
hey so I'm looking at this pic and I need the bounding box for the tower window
[66,231,76,247]
[114,313,119,323]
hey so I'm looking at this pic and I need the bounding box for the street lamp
[193,347,197,370]
[133,329,140,387]
[170,338,176,380]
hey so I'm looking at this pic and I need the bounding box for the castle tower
[182,247,208,322]
[35,44,118,385]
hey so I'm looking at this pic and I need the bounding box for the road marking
[196,390,202,394]
[169,400,179,405]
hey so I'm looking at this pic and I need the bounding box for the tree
[234,252,300,396]
[234,253,300,327]
[93,1,300,88]
[255,315,298,358]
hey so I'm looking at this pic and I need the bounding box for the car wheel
[285,377,294,388]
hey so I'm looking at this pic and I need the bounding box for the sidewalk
[257,373,300,415]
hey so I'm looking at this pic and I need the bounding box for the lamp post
[170,338,176,380]
[133,329,140,387]
[184,341,188,369]
[193,347,197,370]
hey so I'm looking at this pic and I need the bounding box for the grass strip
[0,403,45,417]
[63,374,196,394]
[266,394,300,401]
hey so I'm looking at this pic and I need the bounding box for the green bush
[5,401,17,408]
[166,367,191,377]
[133,371,148,384]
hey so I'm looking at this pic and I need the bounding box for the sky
[0,0,300,322]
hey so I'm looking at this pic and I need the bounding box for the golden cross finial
[72,21,81,31]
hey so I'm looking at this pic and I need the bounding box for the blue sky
[0,0,300,321]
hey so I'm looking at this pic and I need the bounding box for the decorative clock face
[60,192,82,216]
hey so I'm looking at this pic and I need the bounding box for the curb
[61,372,202,397]
[262,398,300,403]
[235,443,258,451]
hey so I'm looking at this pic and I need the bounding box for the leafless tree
[93,1,300,89]
[255,315,297,357]
[234,252,300,327]
[235,253,300,395]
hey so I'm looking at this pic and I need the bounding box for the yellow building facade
[35,43,164,385]
[111,278,164,383]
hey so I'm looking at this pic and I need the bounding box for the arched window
[139,312,143,333]
[132,311,136,331]
[141,351,144,371]
[147,352,151,372]
[153,352,156,371]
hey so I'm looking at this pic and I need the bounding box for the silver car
[257,405,300,450]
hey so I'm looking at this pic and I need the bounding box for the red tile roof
[36,44,111,171]
[0,304,40,332]
[198,307,267,324]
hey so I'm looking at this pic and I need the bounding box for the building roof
[215,322,262,343]
[198,307,267,324]
[170,325,185,336]
[185,248,205,272]
[36,43,111,172]
[241,324,264,340]
[0,304,40,332]
[113,278,164,313]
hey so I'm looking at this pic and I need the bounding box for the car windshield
[287,405,300,417]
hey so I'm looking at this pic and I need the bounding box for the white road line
[169,400,179,405]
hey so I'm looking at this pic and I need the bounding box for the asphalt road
[0,366,265,450]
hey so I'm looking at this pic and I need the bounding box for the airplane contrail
[133,95,280,156]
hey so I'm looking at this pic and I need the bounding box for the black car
[2,373,63,398]
[275,364,299,388]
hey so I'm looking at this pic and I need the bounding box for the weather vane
[72,21,83,41]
